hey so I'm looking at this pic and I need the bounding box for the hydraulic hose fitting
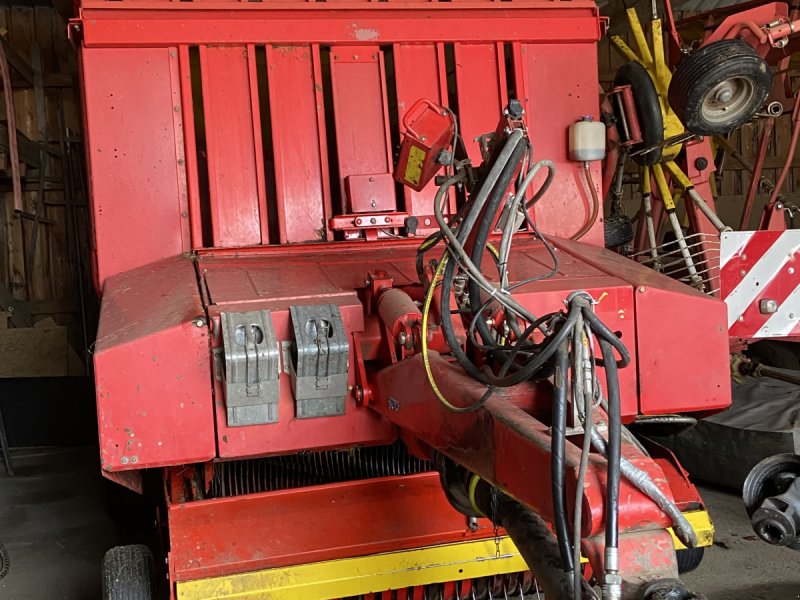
[566,290,594,308]
[602,547,622,600]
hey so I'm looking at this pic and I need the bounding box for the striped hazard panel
[721,230,800,339]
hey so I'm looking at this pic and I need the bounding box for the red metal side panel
[394,43,450,230]
[267,44,331,243]
[454,43,506,164]
[554,239,732,415]
[168,473,489,581]
[200,45,265,247]
[94,256,215,470]
[81,47,189,290]
[330,46,395,213]
[516,43,603,245]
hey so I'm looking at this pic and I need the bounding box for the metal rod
[687,188,729,232]
[643,193,660,268]
[0,406,13,476]
[667,211,704,290]
[741,118,775,230]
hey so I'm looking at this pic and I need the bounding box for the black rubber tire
[604,214,634,248]
[613,61,664,166]
[102,545,156,600]
[669,40,771,136]
[745,340,800,370]
[676,547,704,574]
[0,543,9,580]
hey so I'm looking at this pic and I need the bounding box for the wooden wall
[0,3,91,376]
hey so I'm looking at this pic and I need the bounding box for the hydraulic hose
[552,340,575,577]
[598,335,622,555]
[469,140,529,347]
[588,429,698,548]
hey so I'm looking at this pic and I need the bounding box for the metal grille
[210,442,433,497]
[345,572,541,600]
[628,232,721,295]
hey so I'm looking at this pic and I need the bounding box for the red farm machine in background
[602,0,800,555]
[75,1,730,599]
[604,0,800,356]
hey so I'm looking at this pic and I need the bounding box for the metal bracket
[289,304,349,419]
[220,310,280,427]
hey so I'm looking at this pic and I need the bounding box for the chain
[491,487,500,559]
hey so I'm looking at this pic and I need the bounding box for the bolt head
[637,286,646,293]
[760,298,779,314]
[715,87,734,103]
[193,318,205,328]
[789,267,796,275]
[120,456,129,465]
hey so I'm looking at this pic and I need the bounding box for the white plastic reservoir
[568,116,606,162]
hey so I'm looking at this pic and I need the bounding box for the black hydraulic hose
[468,141,528,347]
[581,308,631,368]
[456,131,525,248]
[552,340,575,577]
[598,335,622,553]
[439,243,581,387]
[473,485,574,599]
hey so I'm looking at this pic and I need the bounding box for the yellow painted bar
[649,19,669,92]
[663,161,694,189]
[610,35,641,64]
[641,165,652,195]
[177,537,527,600]
[652,164,676,211]
[626,8,653,68]
[177,512,713,600]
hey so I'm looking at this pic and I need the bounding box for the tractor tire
[604,214,634,248]
[676,547,704,574]
[102,545,156,600]
[613,61,664,166]
[0,543,9,580]
[669,40,771,136]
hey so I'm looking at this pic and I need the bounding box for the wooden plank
[0,321,82,377]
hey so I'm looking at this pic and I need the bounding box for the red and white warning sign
[721,230,800,340]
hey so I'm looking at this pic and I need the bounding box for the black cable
[552,339,575,578]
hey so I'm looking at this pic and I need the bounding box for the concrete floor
[1,447,800,599]
[0,447,123,600]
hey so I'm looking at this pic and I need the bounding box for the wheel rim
[700,76,757,125]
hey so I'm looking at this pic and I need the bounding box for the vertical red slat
[178,45,203,248]
[330,45,395,213]
[267,44,331,243]
[394,43,453,231]
[247,44,270,244]
[200,45,263,247]
[168,47,192,252]
[81,47,187,289]
[515,43,603,245]
[454,42,507,164]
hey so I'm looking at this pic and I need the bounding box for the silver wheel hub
[701,76,756,124]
